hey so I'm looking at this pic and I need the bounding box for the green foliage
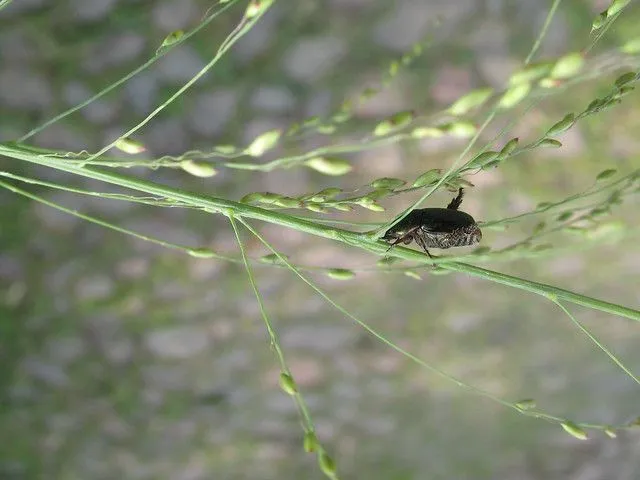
[2,1,640,477]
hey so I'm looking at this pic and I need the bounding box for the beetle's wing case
[415,208,476,232]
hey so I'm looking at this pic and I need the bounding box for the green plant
[2,0,640,477]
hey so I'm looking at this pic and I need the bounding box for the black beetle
[381,188,482,259]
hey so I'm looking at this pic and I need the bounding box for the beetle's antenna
[446,188,464,210]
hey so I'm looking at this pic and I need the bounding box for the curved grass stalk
[1,145,638,322]
[229,215,336,479]
[551,299,640,386]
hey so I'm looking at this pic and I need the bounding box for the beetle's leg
[413,233,433,259]
[446,188,464,210]
[384,235,408,253]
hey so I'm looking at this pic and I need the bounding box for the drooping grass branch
[2,144,638,322]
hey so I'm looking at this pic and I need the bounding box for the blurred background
[1,0,640,478]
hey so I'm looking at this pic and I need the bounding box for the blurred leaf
[498,83,531,109]
[279,372,297,395]
[509,62,553,86]
[412,169,441,187]
[546,113,575,136]
[371,177,406,189]
[114,137,146,154]
[305,157,352,176]
[373,110,414,136]
[596,169,617,181]
[156,30,184,54]
[447,87,493,115]
[326,268,355,280]
[561,421,588,440]
[550,53,584,79]
[180,160,217,178]
[245,129,281,157]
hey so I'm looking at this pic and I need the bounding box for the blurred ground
[1,0,640,479]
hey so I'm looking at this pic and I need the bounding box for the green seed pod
[550,53,584,79]
[447,87,493,116]
[245,129,281,157]
[607,0,631,16]
[614,72,637,88]
[561,421,588,440]
[357,199,385,212]
[240,192,268,204]
[306,204,330,213]
[187,248,217,258]
[365,188,394,201]
[469,151,500,168]
[214,144,237,155]
[279,372,297,395]
[596,168,617,181]
[499,137,519,156]
[317,187,343,199]
[556,211,573,222]
[538,77,561,89]
[273,197,302,208]
[604,427,617,438]
[533,221,546,234]
[114,137,146,154]
[546,113,575,136]
[509,62,554,86]
[498,83,531,109]
[441,121,477,138]
[592,10,608,31]
[244,0,274,19]
[515,399,536,410]
[332,203,354,212]
[370,177,406,189]
[255,192,285,205]
[412,169,442,187]
[411,127,445,138]
[303,431,318,453]
[538,138,563,148]
[373,110,415,136]
[305,157,352,176]
[326,268,355,280]
[404,271,422,280]
[586,98,606,113]
[156,30,184,54]
[260,253,289,264]
[318,451,337,476]
[180,160,217,178]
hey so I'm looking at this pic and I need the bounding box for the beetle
[381,188,482,259]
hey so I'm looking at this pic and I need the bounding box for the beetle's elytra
[382,188,482,258]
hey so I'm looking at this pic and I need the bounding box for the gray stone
[62,81,119,124]
[75,274,115,301]
[0,68,53,110]
[283,36,346,83]
[145,325,210,359]
[187,90,237,137]
[85,33,146,74]
[156,47,205,84]
[68,0,119,21]
[233,6,282,63]
[142,117,189,155]
[250,85,296,113]
[153,0,197,31]
[124,71,159,114]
